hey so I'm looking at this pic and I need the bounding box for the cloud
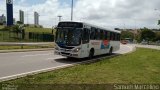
[1,0,160,29]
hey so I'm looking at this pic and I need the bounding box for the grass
[2,48,160,84]
[25,27,54,34]
[0,25,4,29]
[0,27,55,42]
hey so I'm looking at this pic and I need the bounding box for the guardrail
[0,42,54,49]
[0,42,54,46]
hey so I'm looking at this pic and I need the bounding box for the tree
[12,25,21,37]
[158,20,160,25]
[16,21,23,24]
[155,32,160,41]
[121,31,134,40]
[140,27,156,42]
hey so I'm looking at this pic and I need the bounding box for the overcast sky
[0,0,160,29]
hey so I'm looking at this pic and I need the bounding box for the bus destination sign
[58,22,83,28]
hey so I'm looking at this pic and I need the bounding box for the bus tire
[89,49,94,59]
[109,47,113,55]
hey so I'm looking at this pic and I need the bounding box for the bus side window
[100,30,104,40]
[96,29,100,40]
[95,29,98,40]
[116,33,119,41]
[90,27,95,40]
[110,32,113,40]
[108,32,110,40]
[113,33,116,41]
[114,33,116,41]
[118,34,121,41]
[104,31,108,40]
[115,33,117,41]
[82,28,89,44]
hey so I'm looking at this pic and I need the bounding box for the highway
[0,44,134,82]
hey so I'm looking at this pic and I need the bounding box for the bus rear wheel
[89,49,94,59]
[109,47,113,55]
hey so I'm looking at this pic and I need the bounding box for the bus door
[81,28,90,57]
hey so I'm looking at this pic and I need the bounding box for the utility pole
[71,0,73,21]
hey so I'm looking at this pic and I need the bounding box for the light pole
[71,0,73,21]
[26,10,29,25]
[155,9,160,26]
[58,15,62,22]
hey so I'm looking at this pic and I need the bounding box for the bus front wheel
[89,49,94,59]
[109,47,113,55]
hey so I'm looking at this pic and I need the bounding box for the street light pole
[26,11,29,25]
[155,9,160,26]
[71,0,73,21]
[58,15,62,22]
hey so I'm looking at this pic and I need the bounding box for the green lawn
[0,27,55,42]
[0,26,53,33]
[0,25,4,29]
[3,48,160,84]
[25,27,54,33]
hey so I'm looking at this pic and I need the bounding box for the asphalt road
[0,44,134,82]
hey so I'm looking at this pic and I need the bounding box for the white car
[156,40,160,45]
[141,41,148,45]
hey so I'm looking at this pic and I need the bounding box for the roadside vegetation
[121,27,160,44]
[0,25,55,42]
[25,27,53,33]
[3,48,160,84]
[0,25,4,29]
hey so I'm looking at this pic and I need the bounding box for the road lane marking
[46,57,60,60]
[21,53,52,57]
[0,64,77,82]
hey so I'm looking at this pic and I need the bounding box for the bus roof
[58,21,121,34]
[82,22,121,33]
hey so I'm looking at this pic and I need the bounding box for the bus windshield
[56,28,82,46]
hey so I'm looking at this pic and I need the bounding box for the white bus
[54,21,121,59]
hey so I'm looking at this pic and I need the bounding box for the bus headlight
[73,47,81,52]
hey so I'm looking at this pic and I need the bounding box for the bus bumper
[54,50,80,58]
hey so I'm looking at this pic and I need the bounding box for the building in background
[0,14,6,25]
[34,12,39,26]
[19,10,24,24]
